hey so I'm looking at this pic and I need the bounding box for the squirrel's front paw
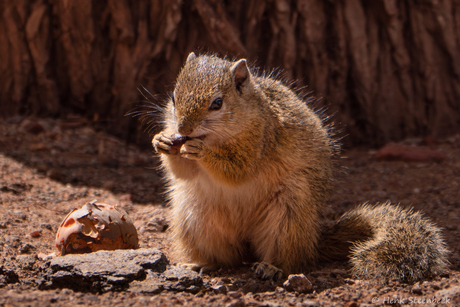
[153,133,190,155]
[180,138,204,160]
[153,133,175,155]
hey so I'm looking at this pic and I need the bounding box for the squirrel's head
[167,52,257,144]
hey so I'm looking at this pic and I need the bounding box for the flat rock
[129,265,203,294]
[39,248,168,293]
[375,142,446,162]
[162,266,203,292]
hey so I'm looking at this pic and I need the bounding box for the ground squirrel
[151,52,449,283]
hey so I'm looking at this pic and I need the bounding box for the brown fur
[152,53,449,283]
[346,203,449,283]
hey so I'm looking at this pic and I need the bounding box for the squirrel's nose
[177,120,193,136]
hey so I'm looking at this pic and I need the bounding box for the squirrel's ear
[231,59,250,92]
[186,52,197,63]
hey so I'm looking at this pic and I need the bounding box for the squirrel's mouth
[176,133,206,141]
[183,130,207,140]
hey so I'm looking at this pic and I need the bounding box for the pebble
[37,252,57,261]
[145,216,168,232]
[227,291,242,299]
[17,255,36,270]
[19,243,35,254]
[40,223,53,230]
[212,285,227,294]
[29,230,42,238]
[411,286,423,295]
[226,298,245,307]
[283,274,313,294]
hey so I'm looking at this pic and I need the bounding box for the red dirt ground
[1,116,459,306]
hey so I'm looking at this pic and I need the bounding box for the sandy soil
[0,116,459,306]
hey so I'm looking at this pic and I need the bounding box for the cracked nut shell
[55,201,139,256]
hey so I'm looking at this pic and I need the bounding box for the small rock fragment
[0,266,19,284]
[29,230,42,238]
[162,266,203,292]
[20,243,35,254]
[344,278,355,285]
[212,285,227,294]
[40,223,53,230]
[226,298,245,307]
[411,285,423,295]
[228,291,242,299]
[17,255,36,270]
[145,215,168,232]
[37,252,56,261]
[283,274,312,293]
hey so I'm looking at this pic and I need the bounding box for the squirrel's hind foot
[252,262,284,281]
[178,263,220,275]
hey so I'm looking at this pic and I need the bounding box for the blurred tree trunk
[1,0,459,146]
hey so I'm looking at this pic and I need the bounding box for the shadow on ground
[0,116,164,204]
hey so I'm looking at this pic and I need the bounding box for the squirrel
[151,52,449,284]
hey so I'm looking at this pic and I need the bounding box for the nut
[55,200,139,256]
[170,134,190,153]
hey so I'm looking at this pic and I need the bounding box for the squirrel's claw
[153,133,178,155]
[252,262,284,281]
[180,139,204,160]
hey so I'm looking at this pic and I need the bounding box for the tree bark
[1,0,459,146]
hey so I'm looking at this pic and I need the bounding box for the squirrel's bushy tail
[319,202,449,283]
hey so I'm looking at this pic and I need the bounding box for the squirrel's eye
[209,98,223,111]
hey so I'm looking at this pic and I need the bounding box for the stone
[19,243,35,254]
[0,265,19,285]
[283,274,313,294]
[39,248,168,293]
[129,266,203,294]
[411,285,423,295]
[211,285,228,294]
[162,266,203,292]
